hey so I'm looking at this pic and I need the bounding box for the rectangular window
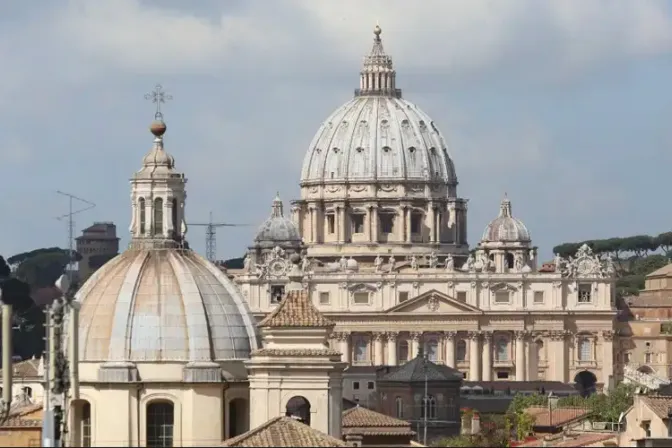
[327,214,335,234]
[578,284,592,303]
[497,371,510,379]
[353,292,370,305]
[399,291,409,302]
[624,352,631,363]
[533,291,544,304]
[643,420,651,438]
[645,352,652,364]
[352,214,365,234]
[380,213,394,234]
[457,291,467,302]
[495,291,510,304]
[367,381,375,390]
[319,292,330,305]
[270,285,285,304]
[353,381,360,390]
[411,213,422,234]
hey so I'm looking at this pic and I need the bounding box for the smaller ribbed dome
[481,196,531,243]
[254,194,301,248]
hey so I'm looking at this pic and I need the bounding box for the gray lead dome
[254,194,301,249]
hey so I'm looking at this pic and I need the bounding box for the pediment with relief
[386,289,482,314]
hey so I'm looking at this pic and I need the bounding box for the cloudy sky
[1,0,672,261]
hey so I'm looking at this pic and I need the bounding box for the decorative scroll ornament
[427,294,440,312]
[557,244,615,279]
[256,246,288,279]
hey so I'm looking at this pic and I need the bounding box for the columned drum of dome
[292,26,469,263]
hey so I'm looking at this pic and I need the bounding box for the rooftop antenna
[188,211,250,262]
[55,191,96,279]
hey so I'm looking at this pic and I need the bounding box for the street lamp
[0,290,12,425]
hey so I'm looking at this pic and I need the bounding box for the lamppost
[43,274,80,448]
[0,293,13,425]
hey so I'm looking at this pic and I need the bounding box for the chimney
[470,412,480,435]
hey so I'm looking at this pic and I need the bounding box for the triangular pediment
[386,289,482,314]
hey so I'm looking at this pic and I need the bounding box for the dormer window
[270,285,285,304]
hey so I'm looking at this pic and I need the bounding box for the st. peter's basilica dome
[300,25,457,187]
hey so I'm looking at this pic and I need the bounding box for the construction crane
[188,212,250,262]
[55,190,96,278]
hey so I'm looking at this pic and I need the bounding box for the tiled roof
[642,396,672,420]
[551,432,616,447]
[462,380,578,393]
[380,355,463,382]
[221,416,346,447]
[1,403,43,428]
[342,405,415,437]
[526,406,591,427]
[252,348,342,357]
[258,289,334,328]
[0,357,40,379]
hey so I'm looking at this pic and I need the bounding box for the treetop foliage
[553,233,672,259]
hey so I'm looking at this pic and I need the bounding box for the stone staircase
[623,363,670,390]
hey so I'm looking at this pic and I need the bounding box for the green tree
[655,232,672,256]
[15,250,72,288]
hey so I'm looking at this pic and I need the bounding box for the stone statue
[410,256,419,270]
[374,255,383,273]
[514,253,524,272]
[388,256,396,272]
[444,255,454,272]
[339,256,348,271]
[605,255,616,277]
[243,254,251,272]
[462,254,475,272]
[529,249,535,261]
[479,252,490,272]
[272,246,285,258]
[428,251,438,269]
[554,253,562,271]
[301,256,311,273]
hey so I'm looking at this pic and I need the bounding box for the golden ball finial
[150,120,167,137]
[374,24,382,36]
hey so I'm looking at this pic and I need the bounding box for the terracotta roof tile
[342,405,411,428]
[0,358,40,378]
[551,432,616,447]
[526,406,591,427]
[1,403,43,428]
[252,348,342,357]
[221,416,346,447]
[258,290,334,328]
[642,396,672,420]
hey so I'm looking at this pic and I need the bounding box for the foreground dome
[75,249,260,362]
[481,196,531,243]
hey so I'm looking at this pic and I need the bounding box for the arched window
[22,386,32,398]
[578,338,591,361]
[171,198,178,237]
[457,340,467,362]
[82,402,91,447]
[495,338,508,361]
[395,397,404,419]
[505,252,514,269]
[425,338,439,362]
[536,340,544,362]
[354,338,369,364]
[139,198,146,235]
[398,341,409,363]
[285,396,311,426]
[421,395,437,420]
[153,198,164,236]
[147,401,174,448]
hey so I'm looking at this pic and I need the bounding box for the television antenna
[55,191,96,279]
[188,212,250,262]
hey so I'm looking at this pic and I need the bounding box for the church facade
[236,25,617,392]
